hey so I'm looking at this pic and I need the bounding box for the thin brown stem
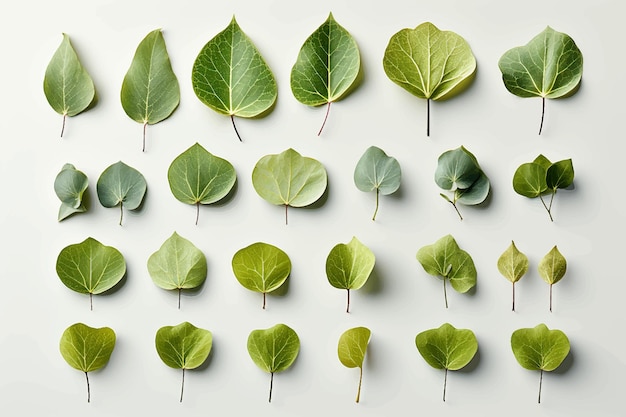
[262,292,266,310]
[549,284,553,312]
[231,115,242,142]
[346,289,351,313]
[284,204,288,225]
[268,372,274,403]
[538,195,554,222]
[512,282,516,312]
[119,204,124,226]
[195,203,200,226]
[89,293,93,311]
[356,366,363,403]
[539,97,545,135]
[449,201,463,221]
[178,288,182,310]
[426,98,430,137]
[372,189,380,221]
[443,368,448,402]
[85,372,90,403]
[538,369,543,403]
[142,122,147,152]
[318,102,331,136]
[61,113,67,138]
[180,368,185,402]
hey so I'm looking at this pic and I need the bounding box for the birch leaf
[538,246,567,312]
[353,146,401,221]
[96,161,147,226]
[497,241,529,311]
[54,163,88,221]
[337,326,371,403]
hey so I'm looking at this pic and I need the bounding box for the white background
[1,0,623,416]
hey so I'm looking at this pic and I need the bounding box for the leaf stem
[443,368,448,402]
[443,278,449,309]
[61,113,67,138]
[262,292,266,310]
[195,203,200,226]
[538,369,543,403]
[539,97,545,135]
[142,122,147,152]
[346,289,351,313]
[318,102,331,136]
[231,115,242,142]
[85,372,90,403]
[426,98,430,137]
[178,288,182,310]
[449,201,463,221]
[356,366,363,403]
[538,195,554,222]
[268,372,274,403]
[180,368,185,402]
[372,189,380,221]
[284,204,288,226]
[512,282,516,312]
[549,284,553,312]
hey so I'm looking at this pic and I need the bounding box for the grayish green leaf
[96,161,146,225]
[497,241,529,311]
[353,146,401,220]
[538,246,567,312]
[338,326,371,403]
[54,163,88,221]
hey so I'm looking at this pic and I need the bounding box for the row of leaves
[56,143,575,224]
[60,322,569,404]
[44,16,583,144]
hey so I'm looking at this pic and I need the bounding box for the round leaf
[354,146,401,195]
[435,146,481,191]
[247,323,300,374]
[511,324,570,371]
[338,326,371,369]
[54,163,88,221]
[415,323,477,371]
[232,242,291,300]
[60,323,116,373]
[538,246,567,285]
[155,322,213,370]
[497,241,529,284]
[96,161,147,225]
[512,162,548,198]
[147,232,207,291]
[326,236,375,291]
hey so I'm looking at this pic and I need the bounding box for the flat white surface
[1,0,623,415]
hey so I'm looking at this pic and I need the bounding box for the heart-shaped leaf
[232,242,291,309]
[353,146,401,221]
[511,324,570,403]
[56,237,126,310]
[247,323,300,403]
[59,323,116,403]
[121,29,180,151]
[192,16,277,141]
[513,162,548,198]
[44,33,95,137]
[54,163,88,221]
[383,22,476,136]
[155,321,213,402]
[290,12,361,135]
[546,159,574,190]
[497,241,529,311]
[167,143,236,225]
[337,326,371,403]
[415,323,477,402]
[96,161,147,225]
[147,232,207,309]
[326,236,375,313]
[252,148,327,225]
[538,246,567,312]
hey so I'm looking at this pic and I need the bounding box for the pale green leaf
[497,241,529,311]
[338,326,371,403]
[538,246,567,312]
[54,163,88,221]
[96,161,146,225]
[353,146,401,220]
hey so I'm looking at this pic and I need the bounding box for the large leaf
[231,242,291,309]
[290,12,360,135]
[252,148,327,224]
[147,232,207,308]
[538,246,567,312]
[121,29,180,151]
[511,324,570,403]
[337,326,371,403]
[56,237,126,310]
[415,323,477,401]
[167,143,236,225]
[43,33,95,137]
[353,146,401,221]
[416,234,476,308]
[60,323,116,403]
[54,163,88,221]
[191,16,277,141]
[326,236,375,313]
[247,323,300,402]
[498,26,583,134]
[497,241,529,311]
[382,22,476,136]
[96,161,147,225]
[155,321,213,402]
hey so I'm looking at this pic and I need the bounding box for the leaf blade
[147,232,207,291]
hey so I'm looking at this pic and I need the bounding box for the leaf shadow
[436,68,477,102]
[301,180,329,211]
[552,349,574,375]
[361,265,383,296]
[458,346,481,373]
[99,271,128,297]
[271,274,290,298]
[210,177,239,207]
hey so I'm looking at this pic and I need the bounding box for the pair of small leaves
[415,323,478,402]
[337,327,371,403]
[383,22,476,136]
[155,322,213,402]
[354,146,401,220]
[290,13,361,135]
[97,161,147,225]
[511,324,570,403]
[435,146,490,220]
[499,26,583,135]
[513,154,574,221]
[326,237,375,313]
[416,235,477,308]
[59,323,116,402]
[192,16,277,141]
[54,163,88,221]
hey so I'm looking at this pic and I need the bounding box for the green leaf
[382,22,476,136]
[353,146,401,221]
[60,323,116,403]
[121,29,180,152]
[546,159,574,190]
[326,236,375,313]
[247,323,300,403]
[498,26,583,134]
[533,154,553,170]
[231,242,291,309]
[513,162,548,198]
[511,324,570,403]
[290,12,361,135]
[191,16,277,141]
[538,246,567,312]
[56,237,126,310]
[415,323,478,402]
[497,241,529,311]
[43,33,96,137]
[167,143,236,225]
[96,161,147,225]
[337,326,371,403]
[416,234,476,308]
[252,148,327,225]
[155,321,213,402]
[54,163,88,221]
[147,232,207,309]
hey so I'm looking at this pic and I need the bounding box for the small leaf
[167,143,236,225]
[546,159,574,190]
[59,323,116,402]
[121,29,180,151]
[337,326,371,403]
[415,323,477,402]
[232,242,291,309]
[44,34,96,137]
[191,16,277,141]
[511,324,570,403]
[290,12,361,135]
[247,323,300,403]
[54,163,88,221]
[147,232,207,309]
[538,246,567,312]
[155,322,213,402]
[497,241,529,311]
[96,161,147,225]
[353,146,401,220]
[56,237,126,310]
[512,162,548,198]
